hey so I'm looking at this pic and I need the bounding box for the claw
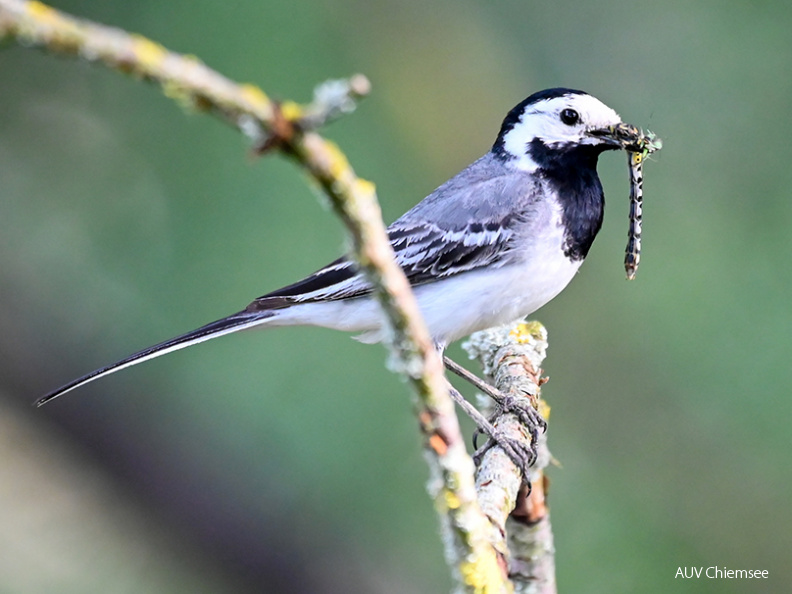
[472,427,486,451]
[500,394,546,431]
[474,428,538,482]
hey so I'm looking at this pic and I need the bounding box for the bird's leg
[443,355,547,477]
[444,355,547,435]
[445,382,538,480]
[443,382,497,434]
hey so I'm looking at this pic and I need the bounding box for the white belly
[271,250,580,346]
[415,251,580,344]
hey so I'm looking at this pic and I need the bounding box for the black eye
[560,108,579,126]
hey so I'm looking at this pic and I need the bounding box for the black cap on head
[493,88,588,154]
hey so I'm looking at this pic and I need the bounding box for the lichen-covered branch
[0,0,510,590]
[285,134,510,592]
[464,322,556,593]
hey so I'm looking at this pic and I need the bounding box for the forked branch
[0,0,515,590]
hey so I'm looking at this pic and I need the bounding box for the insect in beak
[590,123,662,153]
[620,127,661,280]
[590,124,662,279]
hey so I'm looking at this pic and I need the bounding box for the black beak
[590,123,661,154]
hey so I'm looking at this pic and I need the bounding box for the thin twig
[0,0,511,590]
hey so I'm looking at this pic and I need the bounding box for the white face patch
[501,93,623,169]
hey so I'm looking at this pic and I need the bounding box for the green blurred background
[2,0,791,592]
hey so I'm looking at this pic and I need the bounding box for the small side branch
[464,321,556,593]
[0,0,368,143]
[0,1,510,590]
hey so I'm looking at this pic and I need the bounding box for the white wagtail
[38,88,654,430]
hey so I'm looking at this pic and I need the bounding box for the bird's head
[493,88,649,170]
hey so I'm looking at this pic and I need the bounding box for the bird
[38,88,649,407]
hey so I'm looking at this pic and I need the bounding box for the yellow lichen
[459,555,508,593]
[131,34,167,70]
[27,1,59,24]
[239,84,270,108]
[279,100,303,121]
[354,178,376,197]
[320,140,351,180]
[161,80,194,110]
[509,321,544,344]
[443,489,461,510]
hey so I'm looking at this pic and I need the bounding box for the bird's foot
[472,426,538,485]
[446,383,538,482]
[471,398,545,481]
[441,356,549,483]
[499,393,547,444]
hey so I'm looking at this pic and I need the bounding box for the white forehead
[526,93,622,129]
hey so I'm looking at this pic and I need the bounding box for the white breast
[413,199,580,344]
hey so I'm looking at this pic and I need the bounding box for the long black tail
[36,310,273,406]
